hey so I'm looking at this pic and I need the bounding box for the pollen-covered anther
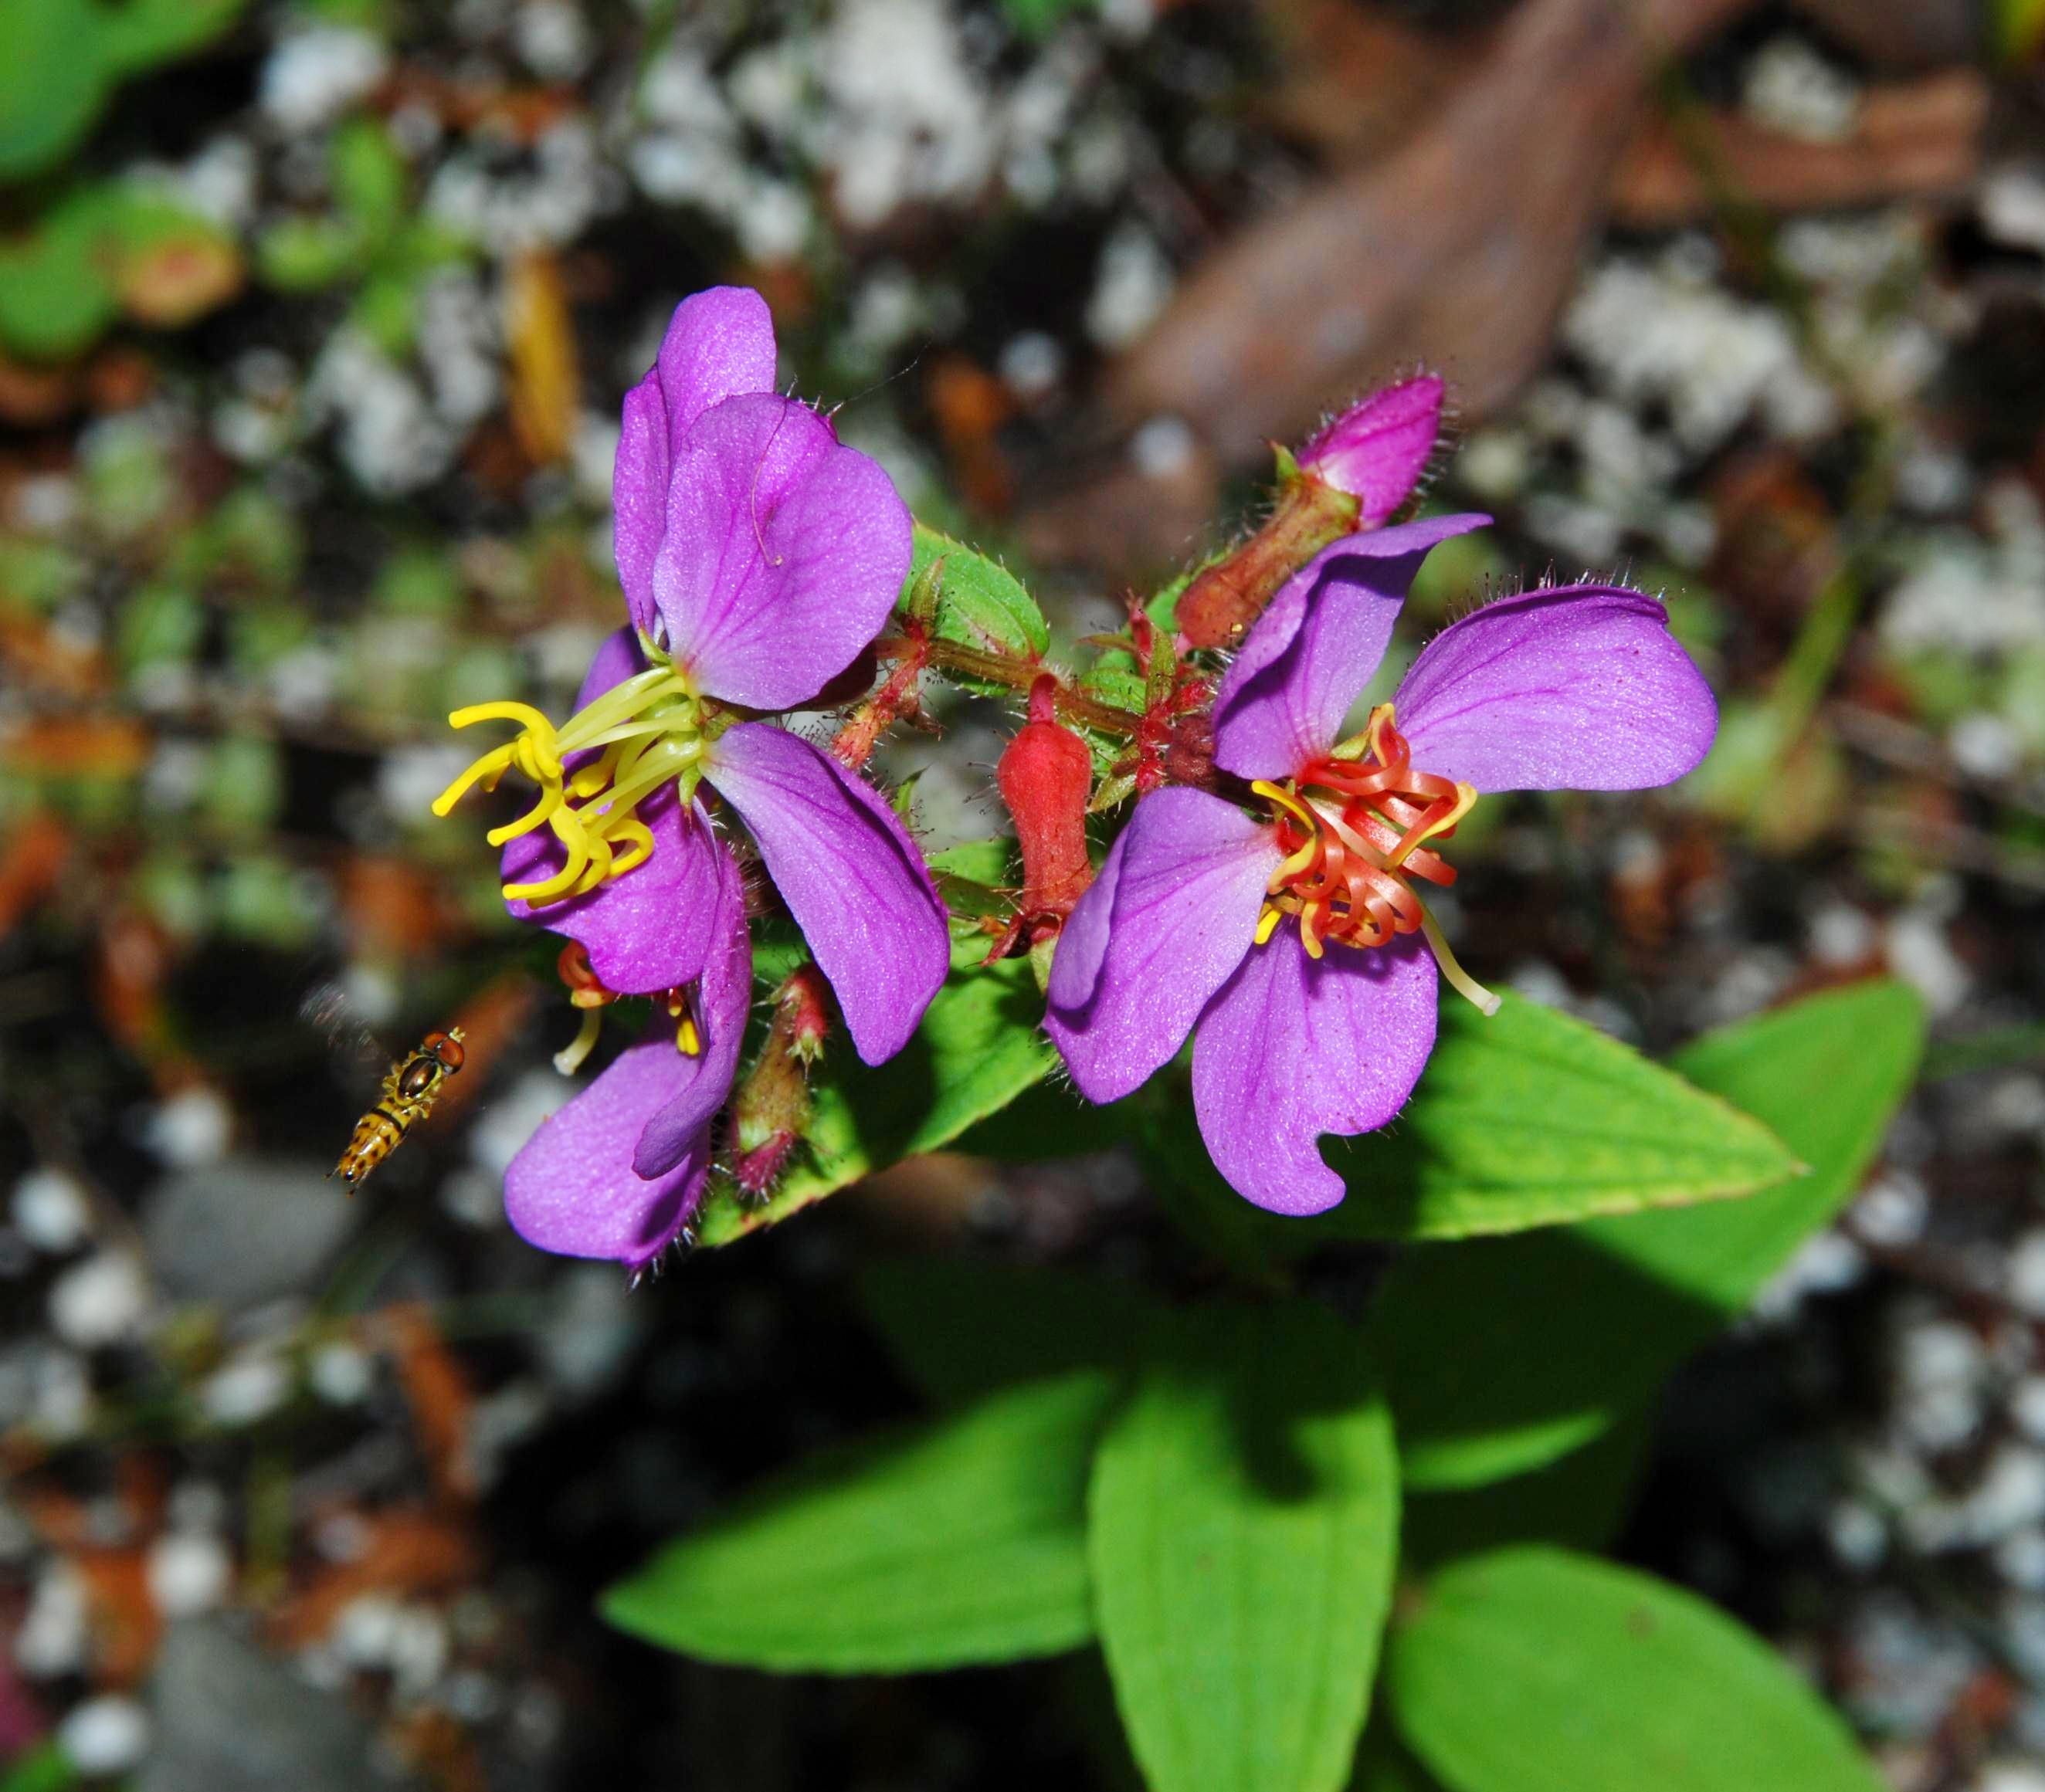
[1252,704,1499,1013]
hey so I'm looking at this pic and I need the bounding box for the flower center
[1251,705,1500,1014]
[431,636,725,907]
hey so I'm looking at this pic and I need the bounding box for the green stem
[880,635,1145,737]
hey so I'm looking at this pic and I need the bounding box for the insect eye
[399,1061,438,1098]
[431,1033,466,1071]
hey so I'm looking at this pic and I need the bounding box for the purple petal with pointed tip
[502,630,724,995]
[504,1037,711,1268]
[707,722,947,1065]
[613,290,778,633]
[1043,787,1280,1106]
[1192,930,1437,1215]
[633,837,753,1177]
[1212,514,1491,782]
[651,395,911,709]
[1395,584,1718,794]
[1297,374,1445,526]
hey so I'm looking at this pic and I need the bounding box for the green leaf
[0,0,103,180]
[1090,1303,1400,1792]
[258,216,364,292]
[93,0,245,71]
[697,957,1056,1247]
[1389,1549,1884,1792]
[907,523,1049,685]
[330,117,409,230]
[859,1258,1158,1405]
[602,1371,1114,1672]
[0,188,120,361]
[1145,993,1799,1253]
[1399,1410,1653,1574]
[0,1741,76,1792]
[1371,980,1922,1489]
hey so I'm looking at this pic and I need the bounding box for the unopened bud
[1295,374,1443,527]
[1177,373,1443,650]
[778,964,830,1065]
[999,677,1094,919]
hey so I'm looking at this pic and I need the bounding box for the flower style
[436,287,950,1268]
[1045,515,1718,1215]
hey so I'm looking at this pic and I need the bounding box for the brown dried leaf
[1106,0,1757,459]
[1610,69,1987,225]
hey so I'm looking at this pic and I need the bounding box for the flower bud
[1177,372,1443,650]
[999,677,1094,919]
[1295,374,1443,528]
[778,964,831,1065]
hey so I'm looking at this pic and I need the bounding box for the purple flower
[1295,374,1444,528]
[436,288,950,1268]
[1045,516,1718,1215]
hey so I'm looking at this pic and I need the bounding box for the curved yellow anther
[1384,781,1479,871]
[485,781,564,848]
[677,1015,702,1057]
[503,810,592,905]
[1250,779,1317,832]
[605,819,656,879]
[432,743,517,817]
[1253,903,1284,946]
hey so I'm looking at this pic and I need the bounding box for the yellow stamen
[1253,903,1284,945]
[553,1008,602,1076]
[677,1015,702,1057]
[485,781,564,848]
[1418,900,1501,1017]
[1250,778,1316,831]
[1298,900,1326,960]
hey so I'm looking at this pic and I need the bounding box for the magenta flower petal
[1297,374,1445,527]
[707,722,948,1065]
[1042,824,1132,1015]
[651,394,911,709]
[1395,584,1718,794]
[504,1038,712,1268]
[501,630,726,994]
[1191,931,1437,1215]
[633,838,753,1178]
[1043,788,1280,1105]
[614,289,778,632]
[1212,514,1491,782]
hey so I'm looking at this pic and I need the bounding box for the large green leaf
[859,1258,1158,1406]
[1090,1303,1400,1792]
[0,0,102,180]
[1389,1549,1884,1792]
[1371,980,1923,1489]
[906,522,1050,682]
[602,1371,1114,1672]
[697,956,1056,1246]
[1146,992,1799,1251]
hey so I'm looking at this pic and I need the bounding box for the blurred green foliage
[0,0,246,178]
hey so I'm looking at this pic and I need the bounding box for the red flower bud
[999,676,1094,919]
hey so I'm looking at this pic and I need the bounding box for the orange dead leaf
[371,1305,477,1506]
[505,252,578,467]
[0,811,70,937]
[270,1510,480,1649]
[928,354,1016,514]
[75,1549,163,1685]
[8,716,150,777]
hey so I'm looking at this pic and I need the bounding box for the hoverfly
[300,981,470,1188]
[329,1026,468,1187]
